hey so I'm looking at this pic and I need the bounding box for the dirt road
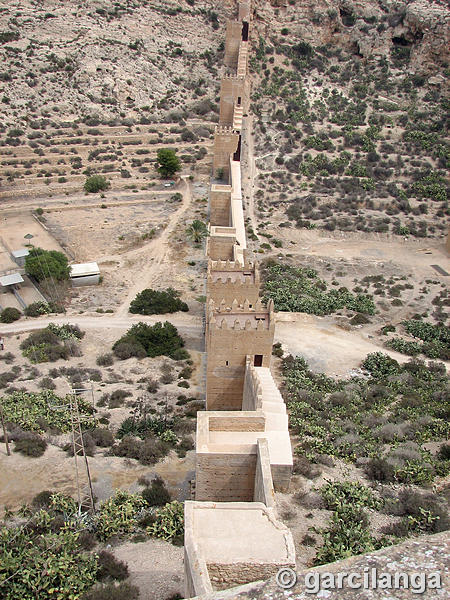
[115,176,194,317]
[0,313,202,348]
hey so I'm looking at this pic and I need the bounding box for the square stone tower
[213,126,240,180]
[206,258,260,307]
[206,299,275,411]
[219,75,247,127]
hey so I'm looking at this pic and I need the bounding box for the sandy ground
[0,444,195,511]
[113,539,184,600]
[0,213,65,261]
[275,312,409,377]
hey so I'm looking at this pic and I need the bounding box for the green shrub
[147,501,184,542]
[263,263,375,315]
[24,301,52,317]
[95,491,146,541]
[361,352,400,378]
[320,481,382,512]
[96,353,114,367]
[113,341,147,360]
[1,525,98,600]
[313,507,375,565]
[20,326,82,364]
[84,175,110,193]
[0,390,94,433]
[129,288,188,315]
[141,476,171,507]
[0,307,21,323]
[386,337,422,356]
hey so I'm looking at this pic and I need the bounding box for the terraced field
[0,120,214,200]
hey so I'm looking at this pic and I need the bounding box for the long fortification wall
[184,2,294,595]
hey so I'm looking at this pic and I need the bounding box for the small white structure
[11,248,29,267]
[70,262,100,287]
[0,272,24,291]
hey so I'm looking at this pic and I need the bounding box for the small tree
[25,247,70,282]
[186,220,208,244]
[156,148,181,178]
[84,175,110,193]
[112,321,186,359]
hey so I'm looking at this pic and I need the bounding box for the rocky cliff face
[257,0,449,74]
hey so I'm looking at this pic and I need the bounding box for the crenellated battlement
[207,298,274,332]
[208,297,272,315]
[214,125,238,136]
[222,73,245,81]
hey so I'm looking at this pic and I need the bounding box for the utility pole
[0,403,11,456]
[48,382,96,514]
[69,391,95,513]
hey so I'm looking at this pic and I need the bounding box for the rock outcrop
[257,0,449,74]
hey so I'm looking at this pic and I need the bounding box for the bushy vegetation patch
[284,353,449,485]
[129,288,188,315]
[0,494,98,600]
[1,390,94,433]
[95,491,146,541]
[24,301,62,317]
[117,414,177,444]
[313,482,383,564]
[113,321,188,360]
[385,318,450,360]
[262,262,375,315]
[250,23,449,238]
[141,476,171,507]
[0,307,21,323]
[25,247,70,282]
[13,434,47,457]
[84,174,110,193]
[20,324,84,363]
[147,501,184,543]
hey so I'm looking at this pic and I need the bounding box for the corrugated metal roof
[0,272,24,286]
[70,262,100,277]
[11,248,30,258]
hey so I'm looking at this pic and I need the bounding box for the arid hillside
[0,0,236,199]
[245,0,449,240]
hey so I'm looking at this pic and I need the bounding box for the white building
[70,262,100,287]
[11,248,30,267]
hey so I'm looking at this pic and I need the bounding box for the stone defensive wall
[184,1,295,596]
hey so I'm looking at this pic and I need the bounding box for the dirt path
[115,176,193,317]
[0,313,202,345]
[113,539,184,600]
